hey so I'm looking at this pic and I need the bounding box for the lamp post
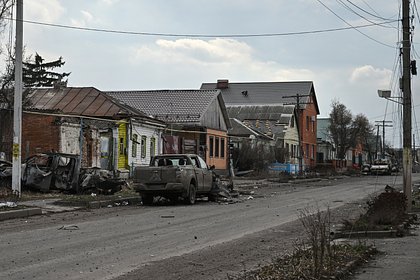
[378,89,412,212]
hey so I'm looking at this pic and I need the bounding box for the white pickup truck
[370,159,392,175]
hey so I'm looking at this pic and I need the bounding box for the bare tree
[329,100,372,160]
[0,0,13,28]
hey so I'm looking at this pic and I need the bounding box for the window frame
[150,137,156,157]
[215,137,220,158]
[141,135,147,159]
[209,136,214,158]
[220,138,225,158]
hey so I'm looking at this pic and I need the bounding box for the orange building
[201,80,320,170]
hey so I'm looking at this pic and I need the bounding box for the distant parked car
[370,159,391,175]
[361,164,371,175]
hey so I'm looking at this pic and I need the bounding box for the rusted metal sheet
[62,88,92,113]
[71,89,100,115]
[83,94,107,116]
[42,88,68,110]
[93,100,114,116]
[25,87,129,118]
[54,88,80,111]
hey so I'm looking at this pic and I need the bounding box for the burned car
[22,153,81,192]
[22,153,123,194]
[0,159,12,188]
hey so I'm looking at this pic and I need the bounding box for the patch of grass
[229,244,377,280]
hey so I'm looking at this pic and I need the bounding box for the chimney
[216,79,229,89]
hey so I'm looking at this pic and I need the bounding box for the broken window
[132,134,138,157]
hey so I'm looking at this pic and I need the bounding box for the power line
[315,0,396,48]
[9,17,399,39]
[336,0,397,29]
[347,0,397,21]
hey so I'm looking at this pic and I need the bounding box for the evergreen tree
[23,53,70,87]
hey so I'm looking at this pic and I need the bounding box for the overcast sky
[2,0,418,147]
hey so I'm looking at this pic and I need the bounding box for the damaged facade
[106,89,231,172]
[227,105,300,166]
[1,86,166,177]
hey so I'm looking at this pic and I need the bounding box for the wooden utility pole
[283,94,311,175]
[12,0,23,197]
[402,0,412,211]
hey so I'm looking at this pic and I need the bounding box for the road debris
[0,201,17,208]
[160,215,175,218]
[58,225,79,230]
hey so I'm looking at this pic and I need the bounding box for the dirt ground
[1,175,412,280]
[113,184,368,280]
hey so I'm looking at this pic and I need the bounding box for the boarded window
[306,116,310,131]
[119,138,125,155]
[209,136,214,157]
[220,138,225,158]
[215,137,220,157]
[141,136,147,158]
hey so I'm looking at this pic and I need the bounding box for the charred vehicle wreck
[22,153,124,194]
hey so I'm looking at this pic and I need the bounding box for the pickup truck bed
[134,154,215,205]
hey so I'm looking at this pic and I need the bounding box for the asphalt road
[1,174,418,280]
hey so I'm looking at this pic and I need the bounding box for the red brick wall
[22,113,60,158]
[299,96,318,169]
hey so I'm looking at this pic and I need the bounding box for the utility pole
[12,0,23,197]
[402,0,412,211]
[375,120,392,158]
[283,94,311,175]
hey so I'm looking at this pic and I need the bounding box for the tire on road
[185,183,196,205]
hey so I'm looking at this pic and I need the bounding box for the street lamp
[377,90,402,104]
[378,89,412,212]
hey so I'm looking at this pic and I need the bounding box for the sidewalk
[354,224,420,280]
[0,199,81,221]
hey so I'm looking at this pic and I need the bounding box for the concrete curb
[333,230,400,239]
[0,207,42,221]
[54,196,142,209]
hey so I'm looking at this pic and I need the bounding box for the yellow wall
[118,122,128,169]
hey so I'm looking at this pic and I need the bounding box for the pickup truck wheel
[185,184,196,205]
[142,194,154,205]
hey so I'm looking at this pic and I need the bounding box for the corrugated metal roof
[24,87,146,118]
[227,104,295,122]
[229,118,272,139]
[227,105,295,139]
[201,81,319,114]
[106,89,222,124]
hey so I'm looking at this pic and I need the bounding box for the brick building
[201,80,320,170]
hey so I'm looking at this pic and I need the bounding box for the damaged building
[0,86,166,179]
